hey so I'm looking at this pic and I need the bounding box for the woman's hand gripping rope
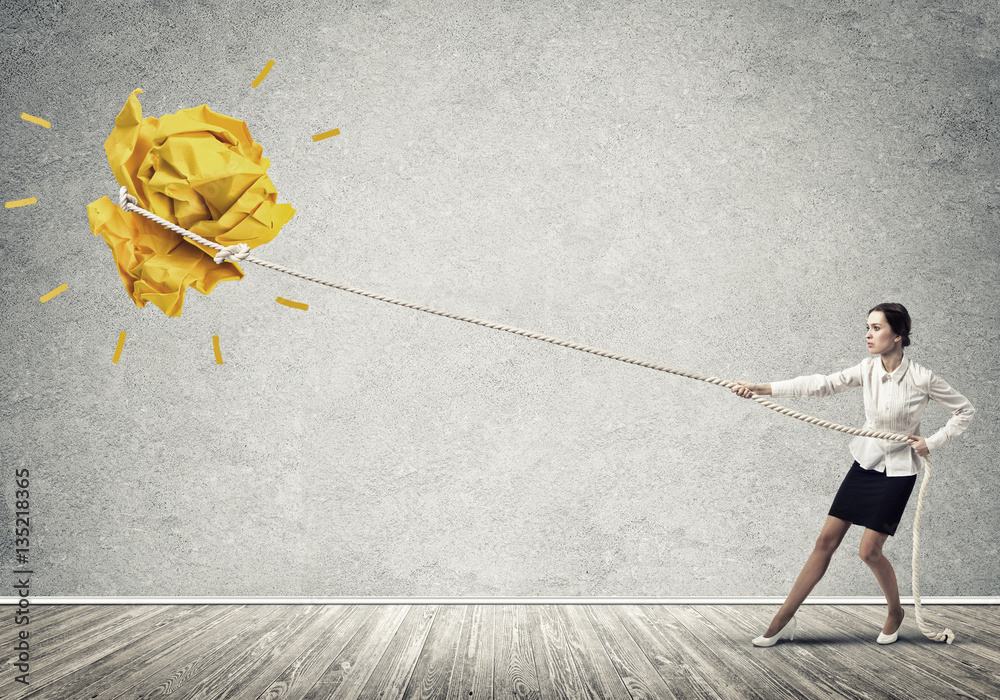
[907,435,929,457]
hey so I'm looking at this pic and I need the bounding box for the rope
[910,457,954,643]
[115,185,954,642]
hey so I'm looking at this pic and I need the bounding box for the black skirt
[828,461,918,536]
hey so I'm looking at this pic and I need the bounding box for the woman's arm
[731,362,866,400]
[766,363,864,398]
[923,373,975,453]
[731,381,771,397]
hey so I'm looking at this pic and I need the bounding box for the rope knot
[214,243,252,264]
[118,185,138,211]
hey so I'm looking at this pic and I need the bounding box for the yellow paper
[86,88,295,317]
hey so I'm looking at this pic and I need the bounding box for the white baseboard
[1,597,997,605]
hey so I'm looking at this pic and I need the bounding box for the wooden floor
[1,604,998,699]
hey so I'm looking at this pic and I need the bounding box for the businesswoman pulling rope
[732,303,975,646]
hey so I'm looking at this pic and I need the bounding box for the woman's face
[866,311,899,355]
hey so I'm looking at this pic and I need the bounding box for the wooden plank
[0,604,164,653]
[944,605,1000,637]
[17,605,238,700]
[674,604,836,700]
[11,603,996,700]
[0,604,180,697]
[906,606,1000,665]
[19,604,69,624]
[525,604,589,700]
[179,605,330,700]
[846,604,1000,688]
[660,605,802,700]
[253,605,371,700]
[819,604,1000,695]
[807,604,989,697]
[0,603,133,665]
[9,603,123,637]
[625,605,749,700]
[493,605,541,700]
[586,605,680,700]
[898,604,1000,647]
[108,604,289,699]
[446,605,494,700]
[199,605,346,700]
[298,605,400,700]
[90,605,276,700]
[304,605,409,700]
[557,605,631,700]
[2,604,70,630]
[402,604,465,700]
[694,604,895,700]
[0,604,99,647]
[356,605,438,699]
[705,605,898,700]
[832,603,1000,663]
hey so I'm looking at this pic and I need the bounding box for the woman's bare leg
[762,515,853,638]
[859,528,905,634]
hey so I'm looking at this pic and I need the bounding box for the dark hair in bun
[868,303,911,348]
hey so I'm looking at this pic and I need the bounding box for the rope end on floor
[921,626,956,644]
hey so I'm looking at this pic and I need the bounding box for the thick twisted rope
[116,186,953,642]
[910,459,954,642]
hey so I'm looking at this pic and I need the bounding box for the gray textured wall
[1,0,996,597]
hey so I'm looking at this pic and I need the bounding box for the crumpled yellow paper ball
[86,88,295,317]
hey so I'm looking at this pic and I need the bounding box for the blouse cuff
[769,379,796,398]
[924,432,946,454]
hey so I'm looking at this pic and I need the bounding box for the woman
[731,303,974,646]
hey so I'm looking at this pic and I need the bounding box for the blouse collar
[877,355,910,383]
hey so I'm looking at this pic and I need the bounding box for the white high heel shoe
[752,616,796,647]
[878,611,903,644]
[877,630,898,644]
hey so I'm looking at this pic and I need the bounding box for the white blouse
[769,356,975,477]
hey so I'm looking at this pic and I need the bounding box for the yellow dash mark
[112,332,126,364]
[312,128,340,142]
[21,112,51,128]
[251,60,275,88]
[40,283,68,303]
[5,197,37,208]
[276,296,309,311]
[213,335,224,365]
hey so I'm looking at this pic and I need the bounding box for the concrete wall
[1,0,996,597]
